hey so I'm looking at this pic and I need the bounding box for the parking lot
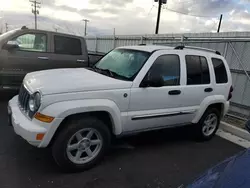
[0,95,244,188]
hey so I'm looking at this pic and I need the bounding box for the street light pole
[155,0,167,34]
[217,14,223,33]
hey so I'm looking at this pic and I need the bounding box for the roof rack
[21,26,28,30]
[174,45,221,55]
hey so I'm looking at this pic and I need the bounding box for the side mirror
[140,74,164,88]
[3,41,19,51]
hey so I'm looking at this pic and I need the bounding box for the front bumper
[8,96,47,147]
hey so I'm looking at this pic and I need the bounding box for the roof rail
[174,45,221,55]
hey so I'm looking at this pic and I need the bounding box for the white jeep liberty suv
[8,45,233,171]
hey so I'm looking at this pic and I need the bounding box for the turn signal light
[36,133,45,140]
[34,112,54,123]
[228,86,233,101]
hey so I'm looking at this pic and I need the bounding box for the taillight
[228,86,233,100]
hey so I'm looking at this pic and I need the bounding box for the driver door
[1,32,51,89]
[125,52,192,133]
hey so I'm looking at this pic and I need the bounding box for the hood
[24,68,132,95]
[187,149,250,188]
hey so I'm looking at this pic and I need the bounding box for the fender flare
[192,95,227,124]
[39,99,122,147]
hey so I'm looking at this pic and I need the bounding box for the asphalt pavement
[0,96,244,188]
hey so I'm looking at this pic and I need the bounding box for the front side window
[186,55,210,85]
[94,49,150,81]
[212,58,228,84]
[148,54,180,86]
[13,33,47,52]
[54,35,82,55]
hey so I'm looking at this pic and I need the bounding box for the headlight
[28,92,41,112]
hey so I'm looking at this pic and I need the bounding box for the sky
[1,0,250,36]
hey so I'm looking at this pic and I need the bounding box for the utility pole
[155,0,167,34]
[54,25,58,32]
[113,28,116,48]
[5,23,8,32]
[30,0,41,30]
[217,14,223,33]
[82,19,89,36]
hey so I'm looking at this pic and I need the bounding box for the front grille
[18,84,31,113]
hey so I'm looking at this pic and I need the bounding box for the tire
[52,116,111,172]
[194,108,220,141]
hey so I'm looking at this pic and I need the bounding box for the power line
[5,22,8,32]
[30,0,41,29]
[148,5,155,15]
[163,6,218,18]
[207,19,219,32]
[163,6,223,32]
[167,0,201,12]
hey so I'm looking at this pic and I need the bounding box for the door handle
[204,88,213,92]
[38,56,49,60]
[168,90,181,95]
[77,59,86,63]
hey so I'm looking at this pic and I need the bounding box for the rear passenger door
[180,53,214,122]
[48,34,88,69]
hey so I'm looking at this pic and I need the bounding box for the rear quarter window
[211,58,228,84]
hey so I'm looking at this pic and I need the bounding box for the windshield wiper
[93,66,130,81]
[101,69,114,77]
[108,70,130,81]
[93,66,113,77]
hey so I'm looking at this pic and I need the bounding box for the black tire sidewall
[52,116,111,172]
[196,108,220,141]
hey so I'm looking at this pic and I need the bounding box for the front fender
[192,95,228,124]
[39,99,122,147]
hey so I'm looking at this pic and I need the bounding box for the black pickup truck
[0,27,104,91]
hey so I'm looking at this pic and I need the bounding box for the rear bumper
[8,96,47,147]
[223,101,230,117]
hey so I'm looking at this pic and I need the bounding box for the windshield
[94,49,150,81]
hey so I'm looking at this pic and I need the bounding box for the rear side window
[149,54,180,86]
[212,58,228,83]
[186,55,210,85]
[54,35,82,55]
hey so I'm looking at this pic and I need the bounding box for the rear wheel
[195,108,220,141]
[52,116,111,172]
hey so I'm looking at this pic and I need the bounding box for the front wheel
[195,108,220,141]
[52,116,111,172]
